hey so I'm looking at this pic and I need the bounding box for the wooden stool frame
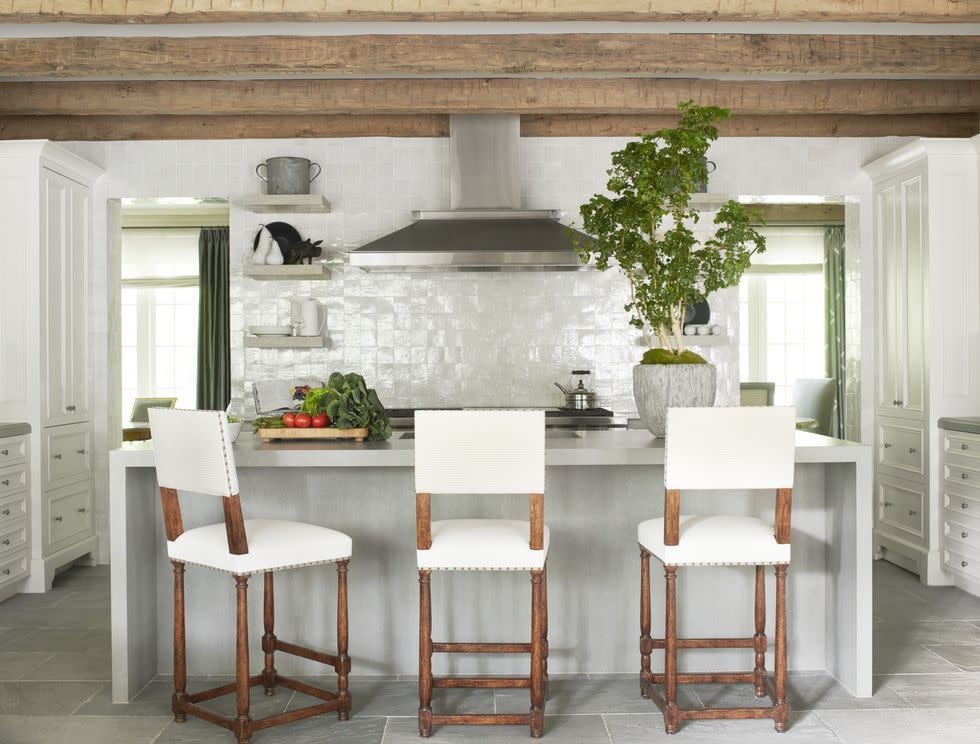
[638,487,792,734]
[416,491,549,738]
[162,487,352,744]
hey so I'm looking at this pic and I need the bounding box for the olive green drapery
[196,227,230,411]
[824,225,846,438]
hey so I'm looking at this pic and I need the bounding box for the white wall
[65,134,910,562]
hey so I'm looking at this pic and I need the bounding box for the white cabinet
[0,433,30,602]
[940,427,980,596]
[865,139,980,585]
[0,141,102,594]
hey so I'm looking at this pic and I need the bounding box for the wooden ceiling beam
[0,1,974,23]
[2,79,976,117]
[0,113,973,141]
[1,34,977,78]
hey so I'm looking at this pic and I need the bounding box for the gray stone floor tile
[874,620,980,645]
[922,643,980,671]
[816,707,980,743]
[0,715,170,744]
[0,651,53,680]
[21,649,112,681]
[0,626,109,652]
[691,674,910,711]
[0,680,106,714]
[873,642,961,674]
[0,605,109,629]
[880,672,980,707]
[494,676,700,715]
[604,711,837,742]
[51,590,111,610]
[382,714,610,743]
[287,676,494,717]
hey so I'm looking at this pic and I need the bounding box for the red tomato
[311,413,328,428]
[294,413,312,429]
[282,412,296,428]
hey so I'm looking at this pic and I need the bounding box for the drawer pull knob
[909,447,917,454]
[77,507,87,514]
[909,510,919,516]
[883,501,894,507]
[883,443,892,449]
[0,449,7,456]
[963,532,970,539]
[0,509,9,516]
[964,503,971,510]
[53,516,62,522]
[65,405,76,412]
[962,472,969,480]
[0,480,8,486]
[76,449,86,455]
[963,444,970,451]
[963,561,970,568]
[52,454,62,460]
[1,569,8,576]
[897,400,904,406]
[1,539,8,546]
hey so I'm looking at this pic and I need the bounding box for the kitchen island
[109,429,872,703]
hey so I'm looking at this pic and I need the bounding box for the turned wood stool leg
[234,575,253,744]
[542,563,549,699]
[774,564,789,733]
[418,569,433,738]
[754,565,768,697]
[664,565,679,735]
[262,572,277,696]
[172,561,187,722]
[639,548,652,699]
[530,568,545,738]
[336,560,351,720]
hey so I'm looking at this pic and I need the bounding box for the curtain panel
[196,227,230,411]
[824,225,847,438]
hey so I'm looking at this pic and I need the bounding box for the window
[120,228,199,422]
[739,226,826,406]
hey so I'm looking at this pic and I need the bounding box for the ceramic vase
[632,363,717,438]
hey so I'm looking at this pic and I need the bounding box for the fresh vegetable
[227,415,240,423]
[251,415,285,431]
[282,412,296,428]
[322,372,391,441]
[311,413,328,428]
[294,413,312,428]
[300,387,335,416]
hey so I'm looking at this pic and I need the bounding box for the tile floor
[1,561,980,743]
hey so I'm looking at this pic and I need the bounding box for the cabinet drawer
[944,547,980,581]
[0,462,28,497]
[879,421,925,475]
[944,462,980,491]
[42,424,92,490]
[943,488,980,521]
[47,481,93,551]
[0,435,27,467]
[944,432,980,462]
[0,550,27,589]
[0,491,28,526]
[0,520,28,558]
[878,478,925,537]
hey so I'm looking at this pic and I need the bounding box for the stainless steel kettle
[555,370,598,410]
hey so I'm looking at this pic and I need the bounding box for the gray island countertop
[0,422,30,438]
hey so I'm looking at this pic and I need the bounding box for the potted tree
[577,102,766,436]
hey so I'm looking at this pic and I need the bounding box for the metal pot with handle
[555,370,598,410]
[256,157,322,195]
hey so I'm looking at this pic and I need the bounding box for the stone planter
[632,363,717,437]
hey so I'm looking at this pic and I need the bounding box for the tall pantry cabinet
[864,139,980,584]
[0,142,103,592]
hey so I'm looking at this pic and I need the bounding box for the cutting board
[256,427,368,443]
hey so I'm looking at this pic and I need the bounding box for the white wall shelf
[244,336,325,349]
[243,264,331,280]
[239,194,330,213]
[688,193,734,211]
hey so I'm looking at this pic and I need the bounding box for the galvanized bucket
[256,157,322,195]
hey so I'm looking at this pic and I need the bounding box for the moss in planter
[641,348,708,365]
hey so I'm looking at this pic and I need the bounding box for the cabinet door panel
[902,175,927,415]
[877,184,901,413]
[40,169,68,426]
[68,181,91,421]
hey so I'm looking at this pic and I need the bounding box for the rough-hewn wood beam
[2,79,977,117]
[2,34,977,78]
[0,1,974,23]
[0,114,450,140]
[521,113,980,138]
[0,113,973,141]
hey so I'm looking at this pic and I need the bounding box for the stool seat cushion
[417,519,549,571]
[638,515,790,567]
[168,518,352,575]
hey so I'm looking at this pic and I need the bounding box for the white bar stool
[637,406,796,734]
[149,408,353,744]
[414,410,549,738]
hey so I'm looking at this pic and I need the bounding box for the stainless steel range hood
[347,115,594,272]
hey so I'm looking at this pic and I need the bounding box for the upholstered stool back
[414,410,545,495]
[149,408,239,498]
[665,406,796,491]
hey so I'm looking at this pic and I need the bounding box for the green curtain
[824,225,847,438]
[197,227,230,411]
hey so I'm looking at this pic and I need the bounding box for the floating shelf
[635,334,729,347]
[688,193,734,211]
[242,264,331,280]
[240,194,331,214]
[244,336,325,349]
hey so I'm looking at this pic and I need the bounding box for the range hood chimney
[347,114,594,272]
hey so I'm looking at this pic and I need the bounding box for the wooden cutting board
[256,427,369,443]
